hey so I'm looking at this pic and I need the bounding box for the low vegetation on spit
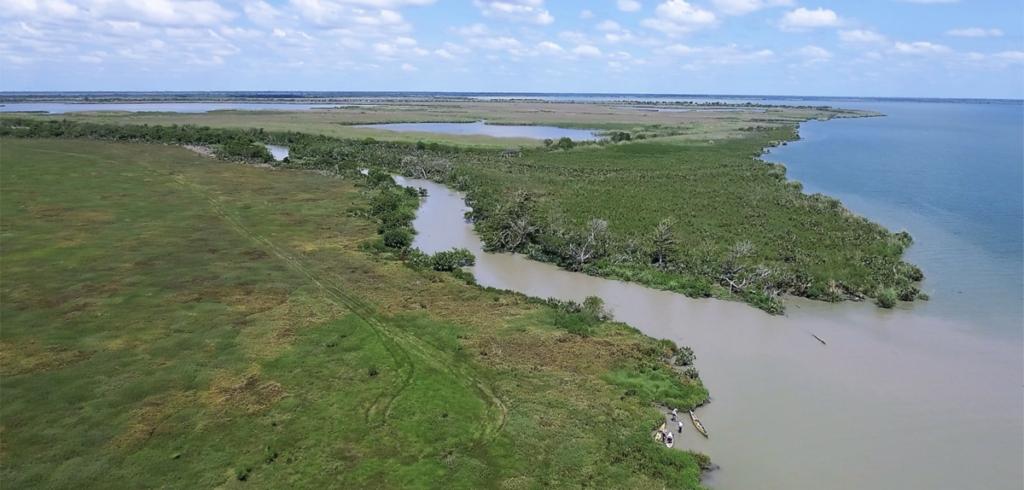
[0,138,710,488]
[2,117,925,313]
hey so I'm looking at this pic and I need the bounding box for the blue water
[356,121,600,140]
[0,103,338,113]
[766,101,1024,339]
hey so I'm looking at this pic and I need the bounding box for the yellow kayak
[653,423,666,442]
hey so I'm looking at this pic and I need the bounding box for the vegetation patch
[0,138,711,489]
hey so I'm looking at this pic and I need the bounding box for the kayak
[690,410,708,438]
[653,423,666,442]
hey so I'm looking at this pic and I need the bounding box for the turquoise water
[766,101,1023,339]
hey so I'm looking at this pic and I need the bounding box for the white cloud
[660,43,775,65]
[558,30,589,44]
[618,0,642,12]
[580,9,594,18]
[605,30,637,43]
[641,0,717,34]
[476,36,522,49]
[338,37,364,48]
[945,28,1003,37]
[290,0,408,32]
[779,7,841,31]
[95,0,238,28]
[537,41,564,53]
[373,41,398,55]
[243,1,283,28]
[838,29,887,44]
[433,48,455,59]
[371,36,423,57]
[401,62,417,71]
[892,41,950,54]
[711,0,793,16]
[992,51,1024,63]
[453,23,490,36]
[4,0,39,17]
[596,20,621,31]
[572,44,602,56]
[473,0,554,25]
[442,41,470,54]
[794,45,831,58]
[607,60,627,71]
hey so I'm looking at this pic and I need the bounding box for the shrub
[451,268,477,285]
[378,209,416,234]
[555,312,594,337]
[876,288,898,308]
[675,346,695,366]
[896,284,919,302]
[234,465,253,481]
[555,137,575,150]
[747,290,785,315]
[366,168,395,188]
[582,295,612,321]
[382,228,413,249]
[430,248,476,271]
[681,367,700,380]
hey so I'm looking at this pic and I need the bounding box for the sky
[1,0,1022,98]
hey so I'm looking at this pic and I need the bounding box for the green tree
[650,218,677,270]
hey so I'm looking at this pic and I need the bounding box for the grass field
[10,100,874,148]
[0,139,709,489]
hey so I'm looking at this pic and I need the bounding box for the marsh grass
[0,139,708,489]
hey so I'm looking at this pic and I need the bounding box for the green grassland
[6,100,876,149]
[0,139,709,489]
[1,113,924,312]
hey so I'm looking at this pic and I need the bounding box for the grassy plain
[3,97,920,311]
[11,100,873,148]
[0,139,709,489]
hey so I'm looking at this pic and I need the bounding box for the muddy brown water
[394,175,1023,490]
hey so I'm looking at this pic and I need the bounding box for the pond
[356,121,601,140]
[0,103,339,114]
[265,145,289,161]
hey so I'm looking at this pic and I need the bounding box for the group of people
[655,408,685,446]
[671,408,684,433]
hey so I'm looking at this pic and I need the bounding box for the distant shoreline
[1,92,1021,106]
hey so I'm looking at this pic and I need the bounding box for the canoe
[690,410,708,438]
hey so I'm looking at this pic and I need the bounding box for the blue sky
[2,0,1021,98]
